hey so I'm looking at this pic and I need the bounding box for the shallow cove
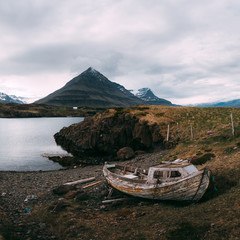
[0,117,83,171]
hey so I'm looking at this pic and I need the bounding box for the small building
[73,107,78,110]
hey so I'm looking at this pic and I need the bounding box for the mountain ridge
[194,99,240,107]
[35,67,145,107]
[0,92,25,104]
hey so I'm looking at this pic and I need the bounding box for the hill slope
[35,67,144,107]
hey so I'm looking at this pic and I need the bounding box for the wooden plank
[102,198,130,204]
[64,177,96,186]
[82,180,102,189]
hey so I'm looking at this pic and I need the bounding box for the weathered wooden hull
[103,165,210,201]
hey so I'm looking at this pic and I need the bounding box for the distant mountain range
[35,67,173,107]
[0,92,26,104]
[3,68,240,108]
[195,99,240,107]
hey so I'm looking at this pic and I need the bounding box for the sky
[1,0,240,105]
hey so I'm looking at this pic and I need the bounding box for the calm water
[0,117,83,171]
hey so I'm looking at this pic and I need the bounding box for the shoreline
[0,152,163,239]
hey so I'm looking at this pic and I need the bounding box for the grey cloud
[144,65,184,75]
[0,1,57,33]
[0,44,79,75]
[1,0,240,105]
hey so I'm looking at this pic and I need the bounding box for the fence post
[190,124,194,139]
[167,124,170,142]
[231,112,235,136]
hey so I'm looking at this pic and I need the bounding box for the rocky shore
[0,152,163,240]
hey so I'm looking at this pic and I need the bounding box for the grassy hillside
[111,106,240,190]
[0,103,105,117]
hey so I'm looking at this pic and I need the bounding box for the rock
[65,190,79,199]
[117,147,135,160]
[64,190,76,199]
[52,185,76,195]
[75,191,89,201]
[24,195,38,202]
[207,131,214,135]
[54,111,166,163]
[48,199,69,212]
[135,150,146,155]
[191,153,216,165]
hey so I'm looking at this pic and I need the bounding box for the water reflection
[0,117,83,171]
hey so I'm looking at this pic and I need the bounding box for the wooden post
[102,198,130,204]
[231,113,235,136]
[167,124,170,142]
[190,125,194,139]
[63,177,95,186]
[176,122,179,133]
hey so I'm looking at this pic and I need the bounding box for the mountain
[0,92,25,104]
[135,88,173,106]
[195,99,240,107]
[35,67,144,107]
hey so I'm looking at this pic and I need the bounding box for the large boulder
[117,147,135,160]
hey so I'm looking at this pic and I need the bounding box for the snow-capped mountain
[0,92,25,104]
[35,67,144,107]
[135,88,173,106]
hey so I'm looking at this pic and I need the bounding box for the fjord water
[0,117,83,171]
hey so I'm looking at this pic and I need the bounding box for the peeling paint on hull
[103,163,210,201]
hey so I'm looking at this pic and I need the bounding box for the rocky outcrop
[54,111,166,162]
[117,147,135,160]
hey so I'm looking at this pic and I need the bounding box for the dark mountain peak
[65,67,110,89]
[81,67,100,77]
[35,68,143,107]
[135,88,173,106]
[85,66,98,73]
[136,88,155,99]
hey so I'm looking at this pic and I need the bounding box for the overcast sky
[1,0,240,105]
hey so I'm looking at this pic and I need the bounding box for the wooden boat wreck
[103,159,210,201]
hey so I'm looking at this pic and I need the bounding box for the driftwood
[102,198,130,204]
[64,177,95,186]
[82,180,102,189]
[107,188,114,198]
